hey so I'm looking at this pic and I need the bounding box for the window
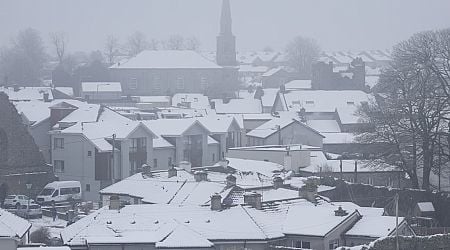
[153,75,161,90]
[200,76,208,89]
[54,138,64,149]
[176,77,185,89]
[329,239,339,249]
[295,240,311,249]
[87,150,92,157]
[129,78,138,89]
[52,189,59,197]
[130,137,147,152]
[153,158,158,168]
[347,101,355,105]
[72,187,81,194]
[212,153,215,162]
[193,98,198,102]
[305,100,315,105]
[61,187,72,195]
[54,160,65,173]
[368,177,374,185]
[168,157,172,167]
[86,184,90,192]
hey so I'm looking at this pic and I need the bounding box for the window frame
[54,138,64,149]
[54,160,65,173]
[129,78,138,90]
[176,77,185,90]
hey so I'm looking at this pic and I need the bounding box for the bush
[30,227,51,245]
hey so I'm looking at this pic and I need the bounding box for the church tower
[216,0,237,67]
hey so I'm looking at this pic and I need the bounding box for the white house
[81,82,122,101]
[50,120,157,201]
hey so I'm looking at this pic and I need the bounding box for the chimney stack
[210,193,222,211]
[244,192,262,210]
[179,161,192,172]
[226,174,236,188]
[109,195,120,210]
[142,164,152,178]
[43,92,50,102]
[168,166,177,178]
[194,170,208,182]
[299,179,318,203]
[273,176,284,189]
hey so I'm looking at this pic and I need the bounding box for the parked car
[4,195,33,209]
[16,203,42,219]
[36,181,82,205]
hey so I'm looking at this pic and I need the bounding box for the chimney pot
[273,176,284,189]
[334,206,348,216]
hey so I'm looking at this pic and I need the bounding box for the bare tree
[165,35,185,50]
[104,35,120,65]
[285,36,320,77]
[0,28,47,86]
[185,36,201,51]
[49,31,67,64]
[126,31,148,57]
[148,38,159,50]
[357,31,450,190]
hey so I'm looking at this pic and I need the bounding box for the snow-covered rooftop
[110,50,222,69]
[306,120,341,133]
[213,98,262,114]
[0,208,31,239]
[172,93,211,110]
[0,86,54,101]
[285,80,312,90]
[417,202,435,212]
[247,115,322,139]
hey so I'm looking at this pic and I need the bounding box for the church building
[110,0,238,98]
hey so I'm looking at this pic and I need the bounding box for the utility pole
[111,134,116,183]
[339,158,343,181]
[354,160,358,183]
[438,134,441,191]
[395,193,399,250]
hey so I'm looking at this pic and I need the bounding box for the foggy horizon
[2,0,450,54]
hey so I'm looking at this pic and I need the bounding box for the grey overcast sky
[1,0,450,53]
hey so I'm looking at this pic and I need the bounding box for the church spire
[216,0,236,67]
[220,0,232,35]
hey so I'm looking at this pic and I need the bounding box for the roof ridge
[240,205,269,239]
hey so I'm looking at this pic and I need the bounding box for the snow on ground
[29,216,67,238]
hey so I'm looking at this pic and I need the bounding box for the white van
[36,181,82,204]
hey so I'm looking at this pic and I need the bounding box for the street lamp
[25,182,32,219]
